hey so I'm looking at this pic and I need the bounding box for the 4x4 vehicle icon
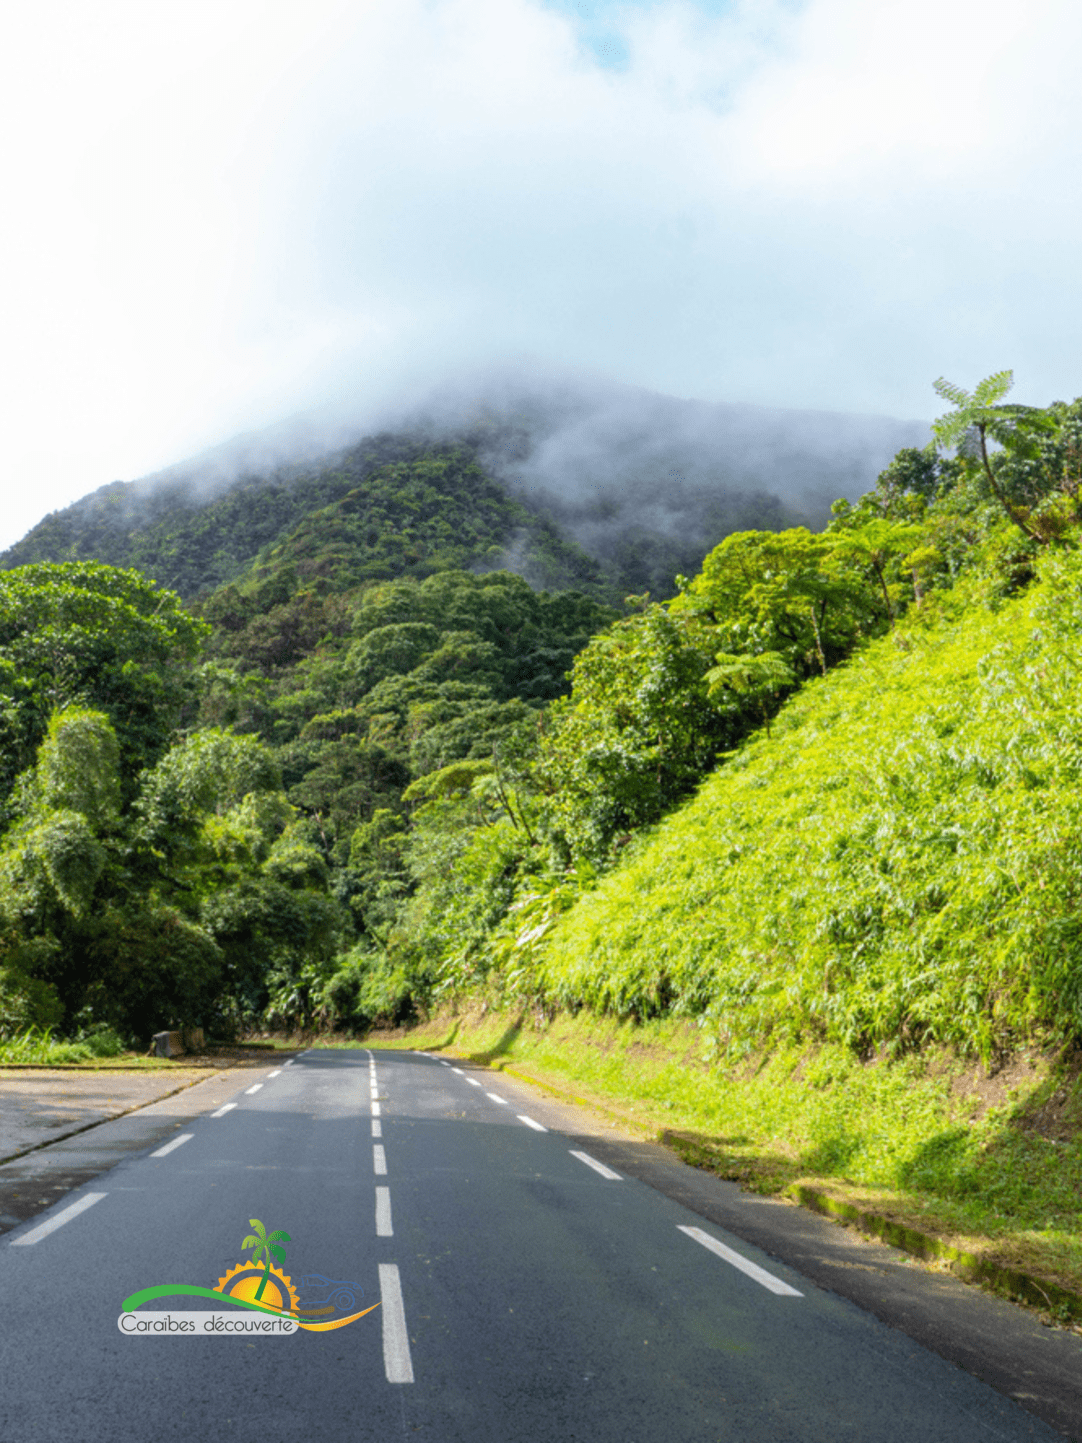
[294,1274,361,1312]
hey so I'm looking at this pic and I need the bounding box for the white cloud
[1,0,1081,547]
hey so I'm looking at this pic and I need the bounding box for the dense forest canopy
[4,373,1082,1065]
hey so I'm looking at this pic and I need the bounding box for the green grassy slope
[537,554,1082,1061]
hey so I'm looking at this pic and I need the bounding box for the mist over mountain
[1,372,929,600]
[400,372,930,591]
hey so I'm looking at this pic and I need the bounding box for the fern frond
[933,377,971,407]
[972,369,1013,407]
[931,411,971,447]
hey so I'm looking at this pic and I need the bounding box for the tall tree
[931,372,1058,544]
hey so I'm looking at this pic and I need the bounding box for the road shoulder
[439,1050,1082,1441]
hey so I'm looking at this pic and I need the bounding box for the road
[0,1047,1071,1441]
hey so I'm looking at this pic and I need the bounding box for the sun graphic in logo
[216,1262,300,1315]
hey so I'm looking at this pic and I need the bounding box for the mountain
[0,374,929,601]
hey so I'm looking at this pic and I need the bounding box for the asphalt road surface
[0,1048,1070,1442]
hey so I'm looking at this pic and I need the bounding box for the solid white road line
[517,1115,547,1132]
[466,1077,481,1088]
[570,1150,622,1181]
[151,1133,194,1158]
[211,1103,237,1118]
[371,1101,381,1117]
[485,1093,508,1105]
[379,1263,414,1384]
[375,1186,393,1237]
[10,1193,106,1246]
[678,1226,804,1297]
[373,1145,387,1175]
[245,1084,263,1094]
[268,1070,282,1078]
[371,1119,382,1138]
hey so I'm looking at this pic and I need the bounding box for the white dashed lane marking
[517,1115,547,1132]
[375,1187,393,1237]
[379,1264,414,1384]
[9,1193,106,1246]
[678,1226,803,1297]
[570,1150,622,1181]
[211,1103,237,1118]
[150,1133,193,1158]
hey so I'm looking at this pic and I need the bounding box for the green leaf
[972,370,1014,408]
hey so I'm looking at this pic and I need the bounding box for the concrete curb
[790,1184,1082,1323]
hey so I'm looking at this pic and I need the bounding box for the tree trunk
[977,424,1044,545]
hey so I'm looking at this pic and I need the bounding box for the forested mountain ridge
[1,376,929,602]
[1,434,605,602]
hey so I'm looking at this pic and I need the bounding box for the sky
[1,0,1081,549]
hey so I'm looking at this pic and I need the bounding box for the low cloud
[1,0,1078,549]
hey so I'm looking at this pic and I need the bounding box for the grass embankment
[537,562,1082,1056]
[363,1007,1082,1316]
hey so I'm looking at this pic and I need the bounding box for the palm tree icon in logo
[241,1218,292,1303]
